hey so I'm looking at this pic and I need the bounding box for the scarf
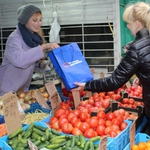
[18,22,43,48]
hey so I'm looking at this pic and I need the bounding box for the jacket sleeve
[84,46,139,92]
[5,33,45,69]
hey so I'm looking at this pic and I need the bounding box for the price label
[2,92,22,134]
[45,82,57,96]
[126,81,131,88]
[72,90,80,108]
[50,92,61,114]
[99,136,108,150]
[34,92,50,109]
[130,119,136,149]
[28,139,38,150]
[45,82,61,114]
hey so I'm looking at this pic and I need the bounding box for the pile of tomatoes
[118,97,144,109]
[47,104,129,139]
[125,85,142,98]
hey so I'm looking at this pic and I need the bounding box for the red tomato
[116,115,124,123]
[120,122,128,131]
[58,118,68,128]
[79,112,89,122]
[105,112,115,121]
[109,131,117,137]
[70,117,80,127]
[88,99,95,105]
[51,121,60,130]
[107,91,115,97]
[105,120,112,127]
[79,122,90,133]
[111,118,122,127]
[72,109,81,117]
[55,109,66,118]
[72,128,83,136]
[96,125,106,136]
[67,113,76,122]
[111,124,120,131]
[101,100,110,109]
[84,128,96,138]
[61,122,73,134]
[104,126,112,135]
[97,111,105,119]
[60,102,70,110]
[98,118,106,126]
[122,98,129,104]
[74,121,82,128]
[89,117,99,128]
[118,109,125,116]
[49,116,58,125]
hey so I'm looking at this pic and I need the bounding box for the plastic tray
[123,133,150,150]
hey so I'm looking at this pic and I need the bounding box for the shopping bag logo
[63,60,82,68]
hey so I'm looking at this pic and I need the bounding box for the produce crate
[0,122,47,150]
[0,140,12,150]
[41,114,130,150]
[24,102,51,114]
[110,101,144,131]
[108,120,132,150]
[136,116,148,134]
[0,115,5,124]
[123,133,150,150]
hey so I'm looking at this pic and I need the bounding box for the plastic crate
[0,122,47,150]
[123,133,150,150]
[0,115,5,124]
[136,116,148,134]
[108,120,132,150]
[0,140,12,150]
[25,102,51,114]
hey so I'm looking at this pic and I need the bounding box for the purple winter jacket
[0,25,44,96]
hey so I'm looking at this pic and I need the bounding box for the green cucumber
[33,127,45,136]
[8,127,23,140]
[51,129,61,136]
[84,141,90,150]
[34,124,47,132]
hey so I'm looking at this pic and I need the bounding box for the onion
[39,87,45,93]
[18,99,24,105]
[0,100,3,106]
[42,92,49,98]
[18,92,25,98]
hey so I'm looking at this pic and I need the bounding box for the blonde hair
[123,2,150,32]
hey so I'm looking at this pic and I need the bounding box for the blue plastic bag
[48,43,93,90]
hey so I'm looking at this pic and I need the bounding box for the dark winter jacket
[84,28,150,118]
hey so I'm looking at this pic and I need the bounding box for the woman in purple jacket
[0,4,59,96]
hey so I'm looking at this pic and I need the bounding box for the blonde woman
[74,2,150,123]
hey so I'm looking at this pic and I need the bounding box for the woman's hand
[41,42,59,51]
[71,82,85,91]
